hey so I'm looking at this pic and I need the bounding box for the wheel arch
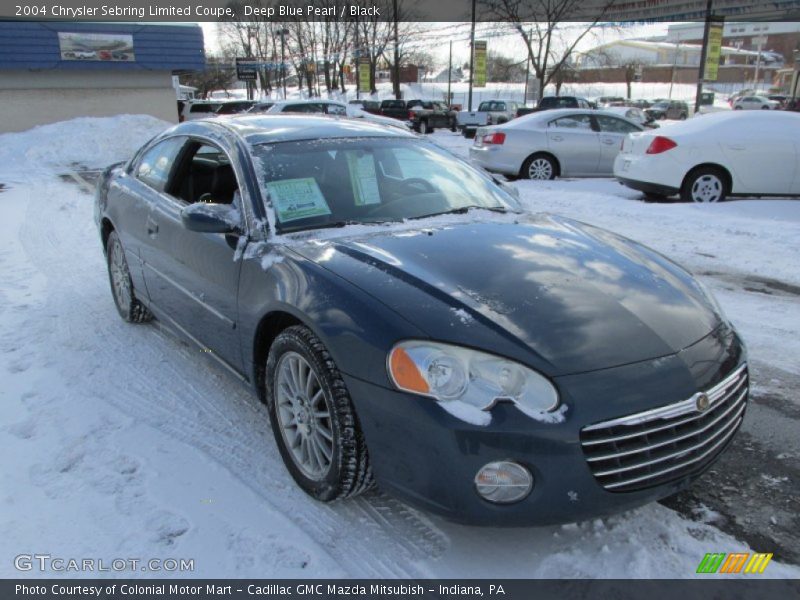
[681,162,733,196]
[100,217,116,254]
[521,151,561,178]
[252,309,307,403]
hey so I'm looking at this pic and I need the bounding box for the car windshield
[251,137,519,233]
[539,97,574,108]
[478,101,505,111]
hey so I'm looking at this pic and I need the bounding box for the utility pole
[669,36,680,99]
[447,40,452,107]
[467,0,476,111]
[523,28,531,106]
[694,0,714,114]
[355,14,360,100]
[393,0,400,100]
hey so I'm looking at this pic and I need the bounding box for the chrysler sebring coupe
[95,115,748,525]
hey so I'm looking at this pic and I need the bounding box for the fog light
[474,461,533,504]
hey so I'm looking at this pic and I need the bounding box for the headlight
[387,341,559,415]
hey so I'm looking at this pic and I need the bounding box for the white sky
[200,22,670,68]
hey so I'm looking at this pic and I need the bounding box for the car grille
[580,363,748,493]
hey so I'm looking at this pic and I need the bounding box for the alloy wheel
[109,238,132,310]
[275,351,334,481]
[528,157,553,180]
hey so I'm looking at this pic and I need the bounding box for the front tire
[418,120,428,134]
[521,153,557,180]
[106,231,152,323]
[266,325,373,501]
[681,167,728,203]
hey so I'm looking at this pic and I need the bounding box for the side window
[326,103,346,116]
[284,103,323,113]
[595,116,640,134]
[172,142,240,207]
[135,138,185,191]
[549,114,593,130]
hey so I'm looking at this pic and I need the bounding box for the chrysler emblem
[695,393,710,412]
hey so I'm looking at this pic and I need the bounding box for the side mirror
[181,202,240,234]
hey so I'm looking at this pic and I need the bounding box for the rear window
[381,100,405,109]
[189,103,220,113]
[478,101,507,111]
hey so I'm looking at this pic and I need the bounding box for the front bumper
[345,324,745,526]
[617,176,680,197]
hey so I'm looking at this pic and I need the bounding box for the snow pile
[0,114,171,182]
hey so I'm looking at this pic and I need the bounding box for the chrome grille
[580,364,748,493]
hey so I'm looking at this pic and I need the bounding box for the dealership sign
[236,58,259,81]
[473,40,487,88]
[703,17,725,81]
[58,32,134,61]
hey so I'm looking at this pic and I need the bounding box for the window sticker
[265,178,332,222]
[346,152,382,206]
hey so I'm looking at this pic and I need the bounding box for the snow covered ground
[1,116,798,579]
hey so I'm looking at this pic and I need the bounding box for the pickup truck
[456,100,520,138]
[379,99,456,134]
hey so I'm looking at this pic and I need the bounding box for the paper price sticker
[266,178,332,222]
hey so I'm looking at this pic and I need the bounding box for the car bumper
[469,145,520,177]
[614,152,684,196]
[617,177,680,197]
[344,324,746,526]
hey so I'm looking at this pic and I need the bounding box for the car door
[117,136,187,297]
[719,120,797,194]
[546,113,600,175]
[142,140,246,371]
[593,115,642,175]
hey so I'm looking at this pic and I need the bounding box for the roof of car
[182,114,417,145]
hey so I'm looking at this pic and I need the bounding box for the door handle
[727,144,746,151]
[550,135,563,142]
[146,216,159,237]
[602,138,617,145]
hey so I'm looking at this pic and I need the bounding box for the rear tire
[418,120,429,134]
[106,231,152,323]
[681,167,729,203]
[521,153,557,180]
[266,325,374,502]
[449,118,457,132]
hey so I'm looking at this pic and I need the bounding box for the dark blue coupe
[95,115,748,525]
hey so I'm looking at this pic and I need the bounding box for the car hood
[290,215,720,376]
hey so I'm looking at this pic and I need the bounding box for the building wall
[0,70,178,133]
[572,65,778,87]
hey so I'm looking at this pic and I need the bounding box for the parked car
[95,114,746,525]
[469,108,644,180]
[215,101,256,115]
[266,99,412,131]
[456,100,521,138]
[628,99,652,109]
[645,100,689,120]
[378,99,454,133]
[767,94,789,107]
[596,96,626,107]
[536,96,594,111]
[247,101,276,114]
[111,51,129,61]
[614,111,800,202]
[74,50,96,60]
[604,106,657,128]
[348,99,382,114]
[182,100,224,121]
[98,50,112,60]
[515,106,537,118]
[732,95,780,110]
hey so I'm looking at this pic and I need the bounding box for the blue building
[0,21,205,132]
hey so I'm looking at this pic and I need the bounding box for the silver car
[469,109,644,180]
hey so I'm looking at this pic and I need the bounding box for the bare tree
[480,0,617,99]
[181,55,235,98]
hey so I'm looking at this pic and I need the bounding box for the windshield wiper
[278,219,395,234]
[409,205,509,220]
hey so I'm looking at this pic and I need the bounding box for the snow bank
[0,114,171,181]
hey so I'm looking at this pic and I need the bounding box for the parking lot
[0,116,798,577]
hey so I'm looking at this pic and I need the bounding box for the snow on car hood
[290,214,721,377]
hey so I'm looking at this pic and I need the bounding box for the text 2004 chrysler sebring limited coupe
[95,115,747,525]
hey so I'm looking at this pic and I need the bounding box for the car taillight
[481,132,506,145]
[408,110,415,119]
[646,136,677,154]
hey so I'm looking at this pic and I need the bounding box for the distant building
[0,22,205,133]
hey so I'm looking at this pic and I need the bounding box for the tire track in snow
[16,177,449,578]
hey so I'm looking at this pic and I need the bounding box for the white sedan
[732,95,780,110]
[614,111,800,202]
[266,99,412,131]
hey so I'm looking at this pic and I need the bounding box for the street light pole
[467,0,476,111]
[694,0,714,114]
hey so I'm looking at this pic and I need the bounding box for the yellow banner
[704,19,724,81]
[474,40,487,88]
[358,58,370,92]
